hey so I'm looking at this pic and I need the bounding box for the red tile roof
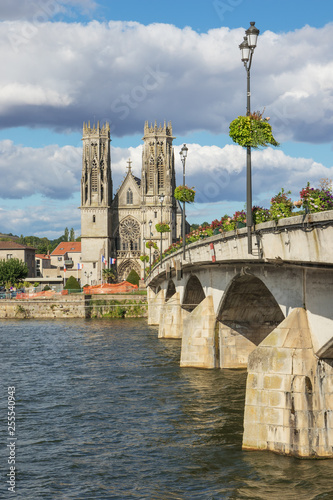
[51,242,81,255]
[0,241,35,250]
[35,254,51,260]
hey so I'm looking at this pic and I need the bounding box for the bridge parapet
[147,210,333,287]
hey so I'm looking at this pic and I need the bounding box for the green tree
[103,268,117,283]
[64,227,69,242]
[126,269,140,287]
[0,258,28,286]
[64,275,81,291]
[70,228,75,241]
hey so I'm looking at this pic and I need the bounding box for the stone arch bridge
[146,211,333,458]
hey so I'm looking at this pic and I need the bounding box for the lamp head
[148,220,152,227]
[239,36,250,62]
[246,21,259,49]
[159,194,165,203]
[180,143,188,160]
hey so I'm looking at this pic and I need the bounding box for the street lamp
[84,271,92,285]
[159,193,165,267]
[143,237,146,278]
[148,220,152,274]
[179,144,188,260]
[239,21,260,254]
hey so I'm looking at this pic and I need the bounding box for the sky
[0,0,333,238]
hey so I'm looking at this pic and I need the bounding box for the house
[35,253,52,278]
[50,242,82,282]
[0,241,35,277]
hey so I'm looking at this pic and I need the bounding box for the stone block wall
[243,308,333,458]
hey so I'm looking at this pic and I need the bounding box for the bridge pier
[180,295,218,368]
[147,288,165,325]
[158,292,189,338]
[243,308,333,458]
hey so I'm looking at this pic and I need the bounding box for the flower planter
[174,185,196,203]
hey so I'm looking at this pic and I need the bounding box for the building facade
[80,120,183,284]
[0,241,36,277]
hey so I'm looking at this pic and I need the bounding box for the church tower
[80,122,112,285]
[141,121,181,243]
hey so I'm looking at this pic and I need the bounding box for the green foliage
[299,183,333,213]
[174,185,196,203]
[270,188,294,221]
[64,227,69,242]
[155,223,170,233]
[140,255,149,262]
[252,206,271,225]
[126,269,140,286]
[103,268,116,283]
[0,258,28,285]
[43,285,52,291]
[33,282,40,288]
[70,228,75,241]
[64,275,81,290]
[146,240,158,250]
[229,112,279,148]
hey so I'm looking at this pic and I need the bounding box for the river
[1,318,333,499]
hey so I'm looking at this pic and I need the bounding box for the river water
[1,318,333,499]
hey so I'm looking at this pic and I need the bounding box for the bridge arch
[165,280,176,302]
[182,274,205,312]
[217,271,285,346]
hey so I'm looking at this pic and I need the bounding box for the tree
[70,228,75,241]
[103,268,116,283]
[64,227,69,242]
[126,269,140,287]
[0,258,28,286]
[64,275,81,291]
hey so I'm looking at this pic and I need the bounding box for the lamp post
[84,271,92,285]
[148,220,152,274]
[179,144,188,260]
[143,238,146,278]
[158,193,165,267]
[239,21,260,255]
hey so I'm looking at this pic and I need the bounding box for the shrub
[64,275,81,290]
[126,269,140,287]
[43,285,51,291]
[299,183,333,213]
[252,206,271,225]
[270,188,294,221]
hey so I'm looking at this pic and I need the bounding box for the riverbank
[0,294,148,319]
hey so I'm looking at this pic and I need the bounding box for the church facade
[80,120,183,284]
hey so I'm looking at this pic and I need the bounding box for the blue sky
[0,0,333,237]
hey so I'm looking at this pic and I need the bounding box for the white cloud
[0,140,81,199]
[1,139,332,235]
[0,20,332,142]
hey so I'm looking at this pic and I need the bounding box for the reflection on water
[1,318,333,499]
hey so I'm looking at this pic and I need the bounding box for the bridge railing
[146,209,333,283]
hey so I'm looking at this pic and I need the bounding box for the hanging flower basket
[146,240,158,250]
[155,223,171,233]
[229,111,279,148]
[174,185,196,203]
[140,255,149,262]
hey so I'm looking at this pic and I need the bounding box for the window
[126,188,133,205]
[93,215,96,223]
[6,254,13,260]
[93,262,96,269]
[58,257,62,261]
[154,211,157,218]
[60,247,64,250]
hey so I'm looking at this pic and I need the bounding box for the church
[80,120,184,284]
